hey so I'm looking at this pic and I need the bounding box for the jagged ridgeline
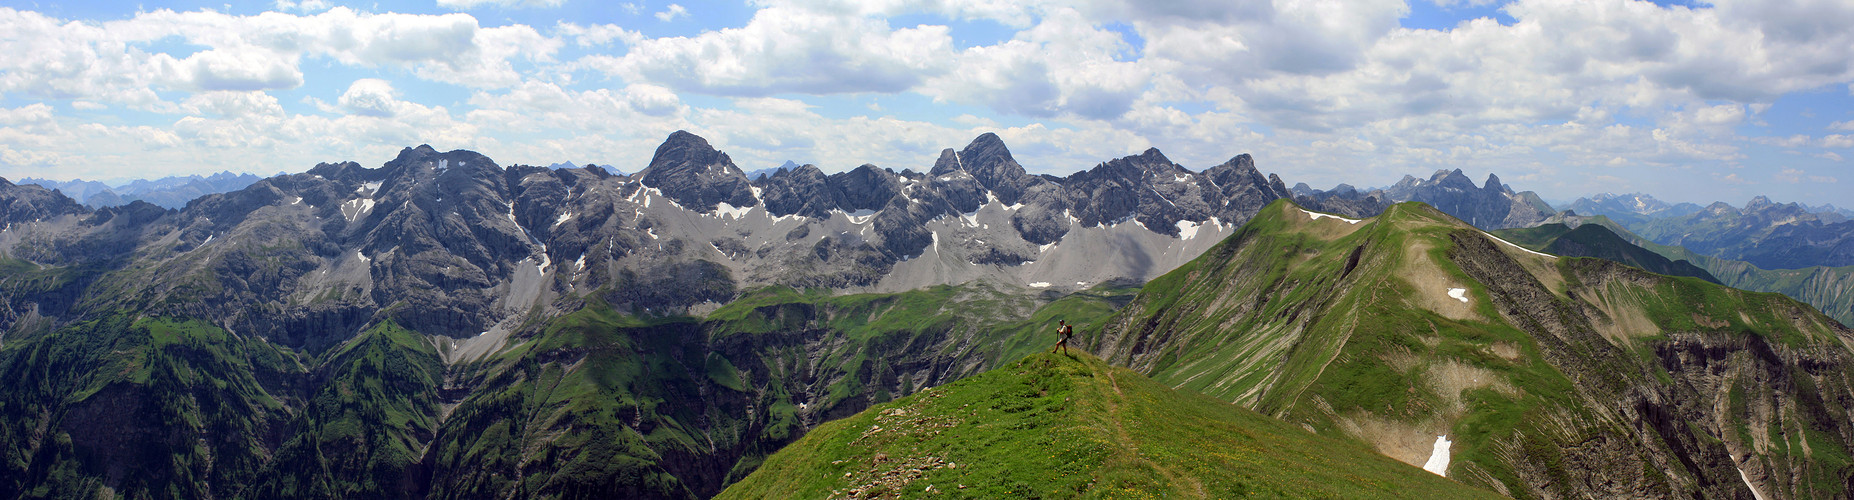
[722,352,1502,499]
[1097,199,1854,498]
[0,129,1306,498]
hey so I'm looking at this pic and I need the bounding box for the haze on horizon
[0,0,1850,207]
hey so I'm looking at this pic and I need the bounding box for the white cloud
[1831,120,1854,130]
[338,79,400,117]
[655,4,689,22]
[273,0,331,13]
[1815,152,1843,162]
[182,91,286,118]
[437,0,567,9]
[0,6,556,109]
[586,6,955,95]
[923,7,1149,120]
[178,47,304,91]
[557,22,642,47]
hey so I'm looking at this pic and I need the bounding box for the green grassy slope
[722,352,1500,499]
[1097,199,1854,498]
[423,282,1139,499]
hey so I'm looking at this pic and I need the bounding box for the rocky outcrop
[0,178,89,224]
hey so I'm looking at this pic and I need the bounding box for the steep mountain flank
[723,352,1502,499]
[1096,200,1854,498]
[422,282,1137,499]
[1492,223,1720,284]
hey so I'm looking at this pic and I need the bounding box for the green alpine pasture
[722,352,1501,499]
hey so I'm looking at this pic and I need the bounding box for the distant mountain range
[545,161,624,176]
[18,171,269,209]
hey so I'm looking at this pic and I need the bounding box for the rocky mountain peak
[1704,201,1740,216]
[638,130,757,212]
[953,132,1036,205]
[1744,195,1775,212]
[930,148,962,176]
[1483,173,1506,192]
[1431,169,1476,190]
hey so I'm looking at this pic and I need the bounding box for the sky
[0,0,1851,208]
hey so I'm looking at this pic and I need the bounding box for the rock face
[1096,200,1854,499]
[0,178,88,224]
[639,131,759,213]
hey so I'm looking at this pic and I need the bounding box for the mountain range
[1,131,1850,498]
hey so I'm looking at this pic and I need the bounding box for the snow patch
[202,235,214,246]
[574,253,586,271]
[356,250,371,263]
[1150,186,1176,207]
[290,196,302,205]
[749,186,762,200]
[438,159,447,171]
[1176,220,1201,240]
[713,202,752,220]
[1039,241,1057,253]
[554,211,575,227]
[1028,282,1051,288]
[1737,468,1768,500]
[1300,208,1362,224]
[1423,435,1451,476]
[360,181,382,193]
[846,209,876,225]
[1447,288,1469,303]
[342,198,376,222]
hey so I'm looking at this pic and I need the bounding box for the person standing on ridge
[1051,319,1074,355]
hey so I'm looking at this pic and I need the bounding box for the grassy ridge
[722,352,1500,499]
[1097,199,1854,498]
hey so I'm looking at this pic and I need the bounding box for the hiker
[1051,319,1074,355]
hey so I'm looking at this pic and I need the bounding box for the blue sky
[1,0,1850,207]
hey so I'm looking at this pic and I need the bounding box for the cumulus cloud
[338,79,401,117]
[655,4,689,22]
[923,7,1149,120]
[437,0,567,9]
[0,6,557,109]
[585,5,955,95]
